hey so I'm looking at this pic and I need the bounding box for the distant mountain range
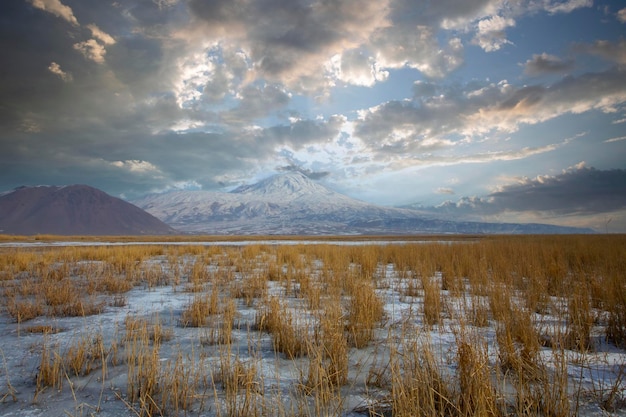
[0,174,594,236]
[133,172,593,235]
[0,185,175,235]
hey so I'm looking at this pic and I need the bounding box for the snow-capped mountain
[133,172,593,235]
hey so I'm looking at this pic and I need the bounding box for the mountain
[0,185,177,235]
[133,172,593,235]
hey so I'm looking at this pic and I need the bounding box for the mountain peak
[134,173,595,235]
[231,171,330,197]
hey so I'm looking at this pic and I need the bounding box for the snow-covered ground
[1,242,625,416]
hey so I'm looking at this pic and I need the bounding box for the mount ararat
[133,172,592,235]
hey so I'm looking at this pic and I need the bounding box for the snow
[0,242,624,416]
[131,172,592,234]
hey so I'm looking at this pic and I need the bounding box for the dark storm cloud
[0,108,344,199]
[430,166,626,217]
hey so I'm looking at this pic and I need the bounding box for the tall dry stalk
[389,338,455,417]
[346,282,384,348]
[456,330,503,416]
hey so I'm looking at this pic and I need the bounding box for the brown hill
[0,185,177,235]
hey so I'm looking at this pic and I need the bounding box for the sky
[1,0,625,232]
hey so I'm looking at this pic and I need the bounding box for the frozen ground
[0,242,625,416]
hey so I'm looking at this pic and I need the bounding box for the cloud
[110,160,162,175]
[47,61,72,82]
[428,165,626,220]
[27,0,78,26]
[73,39,108,63]
[327,49,389,87]
[574,39,626,65]
[71,25,116,66]
[222,83,292,124]
[618,8,626,23]
[524,53,574,75]
[86,24,116,45]
[541,0,592,14]
[473,15,516,52]
[187,0,391,92]
[464,68,626,135]
[372,26,464,78]
[604,135,626,143]
[356,67,626,159]
[3,0,625,210]
[435,187,455,195]
[277,164,330,180]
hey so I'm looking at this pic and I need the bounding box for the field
[0,235,625,416]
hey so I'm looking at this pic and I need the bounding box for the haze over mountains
[0,173,595,235]
[133,172,593,235]
[0,185,175,235]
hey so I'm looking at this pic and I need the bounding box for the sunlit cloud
[73,39,108,63]
[86,24,116,45]
[47,62,72,82]
[474,15,516,52]
[27,0,78,26]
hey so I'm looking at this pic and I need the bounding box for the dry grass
[256,296,308,358]
[179,291,220,328]
[389,337,455,416]
[456,330,503,416]
[1,235,626,416]
[346,281,384,348]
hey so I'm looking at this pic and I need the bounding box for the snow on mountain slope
[134,172,420,233]
[133,172,593,235]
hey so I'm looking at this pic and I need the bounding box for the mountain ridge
[0,184,177,235]
[133,172,594,235]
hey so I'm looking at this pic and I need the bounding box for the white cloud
[172,47,216,108]
[373,26,464,77]
[618,8,626,23]
[328,49,388,87]
[110,160,162,175]
[354,67,626,170]
[185,0,392,93]
[47,61,72,82]
[463,69,626,136]
[73,39,107,64]
[28,0,78,26]
[86,24,116,45]
[474,15,515,52]
[542,0,593,14]
[435,187,455,195]
[604,135,626,143]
